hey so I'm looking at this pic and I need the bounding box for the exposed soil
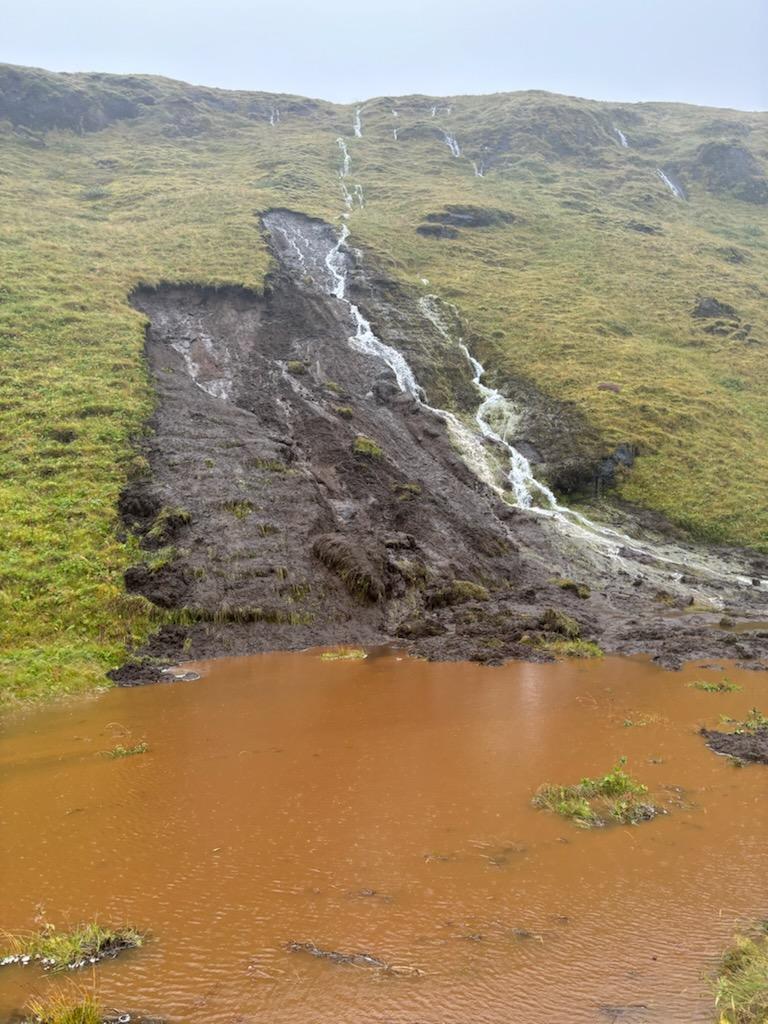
[115,210,768,681]
[700,727,768,764]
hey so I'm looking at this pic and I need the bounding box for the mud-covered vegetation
[714,924,768,1023]
[533,758,661,827]
[1,63,767,700]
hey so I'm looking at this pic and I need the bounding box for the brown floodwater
[1,651,767,1023]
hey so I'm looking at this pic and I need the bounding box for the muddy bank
[117,210,768,678]
[701,727,768,763]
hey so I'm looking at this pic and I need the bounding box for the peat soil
[116,210,768,682]
[700,727,768,763]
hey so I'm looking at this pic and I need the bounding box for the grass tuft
[352,435,383,458]
[689,678,741,693]
[714,924,768,1024]
[24,990,102,1024]
[320,647,368,661]
[1,923,144,972]
[533,758,660,828]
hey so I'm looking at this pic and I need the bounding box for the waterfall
[472,160,485,178]
[656,168,684,199]
[393,127,399,141]
[353,107,363,138]
[614,127,628,147]
[337,138,351,177]
[430,105,437,118]
[269,108,280,127]
[442,131,462,158]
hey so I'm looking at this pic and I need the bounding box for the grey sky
[4,0,766,110]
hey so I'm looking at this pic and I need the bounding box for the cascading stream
[263,135,768,599]
[656,168,685,199]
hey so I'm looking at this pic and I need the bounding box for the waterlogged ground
[1,651,767,1023]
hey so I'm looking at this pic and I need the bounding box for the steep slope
[1,64,767,699]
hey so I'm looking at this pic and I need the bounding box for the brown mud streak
[115,211,768,681]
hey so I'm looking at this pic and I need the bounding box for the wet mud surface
[118,210,768,679]
[701,726,768,763]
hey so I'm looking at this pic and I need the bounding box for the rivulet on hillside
[1,63,767,701]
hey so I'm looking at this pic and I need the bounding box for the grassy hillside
[1,64,767,701]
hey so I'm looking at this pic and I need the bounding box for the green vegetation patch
[352,435,383,458]
[714,924,768,1024]
[689,678,741,693]
[533,758,661,828]
[539,638,603,659]
[554,577,591,599]
[1,923,144,971]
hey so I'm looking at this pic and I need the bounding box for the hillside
[1,63,767,701]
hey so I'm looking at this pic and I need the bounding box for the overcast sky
[4,0,766,110]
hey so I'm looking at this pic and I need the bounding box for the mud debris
[285,941,422,976]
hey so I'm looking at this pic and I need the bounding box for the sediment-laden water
[2,651,767,1023]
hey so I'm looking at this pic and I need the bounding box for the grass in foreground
[24,990,102,1024]
[715,924,768,1024]
[1,924,143,971]
[533,757,660,828]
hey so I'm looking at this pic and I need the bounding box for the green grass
[1,63,767,702]
[538,638,604,659]
[714,924,768,1023]
[689,678,741,693]
[1,923,143,971]
[533,758,659,827]
[352,435,384,458]
[736,708,768,732]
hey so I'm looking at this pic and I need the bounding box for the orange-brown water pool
[1,651,767,1023]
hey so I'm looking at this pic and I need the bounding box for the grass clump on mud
[533,758,660,828]
[352,435,384,459]
[714,924,768,1024]
[701,707,768,763]
[1,923,144,971]
[539,638,603,659]
[689,678,741,693]
[23,990,103,1024]
[320,647,367,661]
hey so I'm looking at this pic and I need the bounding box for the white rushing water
[353,107,363,138]
[337,138,351,177]
[472,160,485,178]
[614,127,628,147]
[430,105,437,118]
[442,131,462,158]
[393,127,399,141]
[269,108,280,127]
[656,168,685,199]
